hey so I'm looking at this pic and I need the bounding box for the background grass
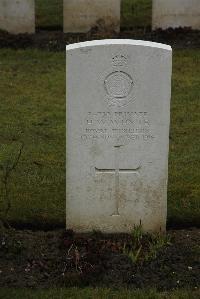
[0,288,199,299]
[35,0,152,30]
[36,0,63,29]
[122,0,152,29]
[0,49,199,228]
[0,50,65,227]
[168,50,200,226]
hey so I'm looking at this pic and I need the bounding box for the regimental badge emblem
[105,71,133,99]
[104,55,134,107]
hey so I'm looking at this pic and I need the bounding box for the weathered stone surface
[63,0,120,33]
[0,0,35,34]
[66,40,172,233]
[152,0,200,30]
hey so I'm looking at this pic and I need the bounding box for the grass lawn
[0,48,199,228]
[0,288,199,299]
[122,0,152,29]
[0,50,65,227]
[35,0,152,29]
[35,0,63,29]
[168,50,200,226]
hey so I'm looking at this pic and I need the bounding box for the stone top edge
[66,39,172,51]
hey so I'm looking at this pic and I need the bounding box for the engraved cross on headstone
[95,145,141,216]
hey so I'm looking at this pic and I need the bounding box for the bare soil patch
[0,28,199,51]
[0,228,199,290]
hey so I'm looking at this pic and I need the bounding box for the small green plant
[123,243,142,263]
[123,223,171,264]
[123,222,144,263]
[131,221,144,244]
[145,233,171,261]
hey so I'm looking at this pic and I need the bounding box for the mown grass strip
[0,288,199,299]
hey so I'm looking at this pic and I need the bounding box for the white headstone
[63,0,120,33]
[152,0,200,30]
[0,0,35,34]
[66,39,172,233]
